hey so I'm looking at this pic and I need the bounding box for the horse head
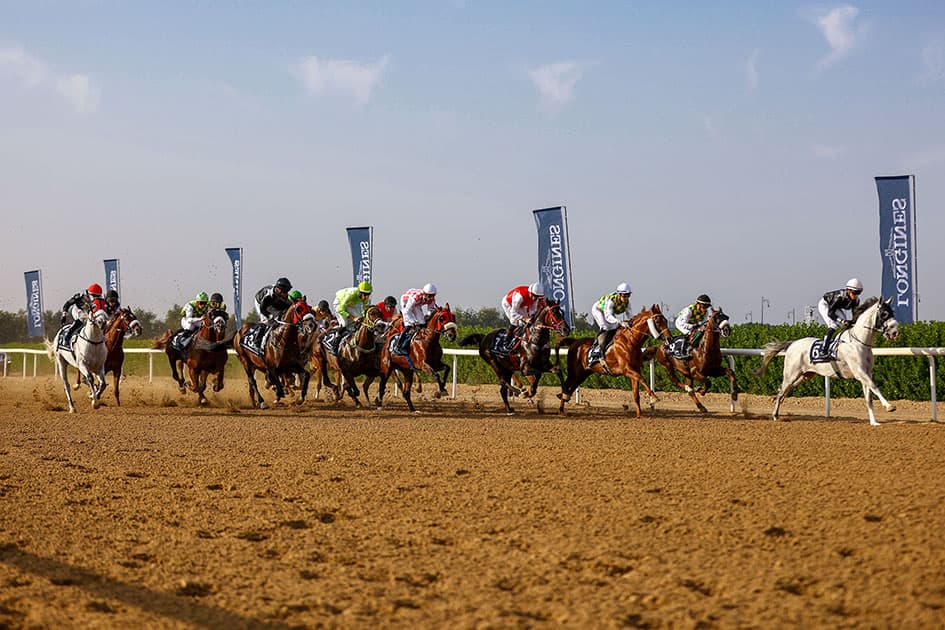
[535,300,571,337]
[206,308,229,338]
[852,297,900,342]
[877,297,900,341]
[637,304,671,342]
[711,308,731,338]
[429,303,457,342]
[107,307,141,339]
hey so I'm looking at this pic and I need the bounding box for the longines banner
[346,226,373,288]
[876,175,917,323]
[24,270,45,338]
[103,258,120,296]
[533,206,574,326]
[225,247,243,327]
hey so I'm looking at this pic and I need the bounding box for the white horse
[758,297,900,426]
[44,309,109,413]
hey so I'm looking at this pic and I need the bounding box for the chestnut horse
[233,303,311,409]
[642,307,739,413]
[458,301,571,415]
[375,304,458,412]
[152,308,230,406]
[555,305,672,418]
[310,306,388,408]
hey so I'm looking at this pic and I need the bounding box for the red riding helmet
[87,283,104,298]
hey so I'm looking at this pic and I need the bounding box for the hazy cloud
[294,54,390,105]
[0,45,99,113]
[917,36,945,83]
[528,61,584,111]
[812,143,846,159]
[745,49,760,92]
[812,5,866,70]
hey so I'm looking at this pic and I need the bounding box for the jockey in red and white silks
[400,284,438,328]
[501,283,544,327]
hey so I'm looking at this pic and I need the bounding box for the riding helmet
[615,282,631,295]
[288,289,302,301]
[106,289,119,300]
[210,293,224,303]
[317,300,330,311]
[384,295,397,307]
[845,278,863,293]
[423,283,438,295]
[275,277,292,291]
[529,282,544,296]
[87,283,104,298]
[697,294,712,305]
[195,292,209,302]
[358,280,373,293]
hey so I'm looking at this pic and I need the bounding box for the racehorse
[375,304,458,413]
[153,308,230,406]
[232,303,310,409]
[757,297,900,426]
[310,305,388,408]
[458,301,571,414]
[99,307,142,406]
[642,307,739,413]
[555,305,672,418]
[44,309,109,413]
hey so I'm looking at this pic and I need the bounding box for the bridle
[619,310,670,343]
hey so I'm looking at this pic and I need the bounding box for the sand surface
[2,376,945,629]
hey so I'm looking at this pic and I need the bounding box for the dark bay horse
[458,301,570,414]
[642,307,739,413]
[375,304,458,413]
[153,308,230,406]
[555,304,672,418]
[311,306,388,408]
[233,303,310,409]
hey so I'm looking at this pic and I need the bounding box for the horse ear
[885,296,892,306]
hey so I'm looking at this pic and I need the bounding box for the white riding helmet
[845,278,863,293]
[616,282,632,295]
[422,282,438,295]
[528,282,544,296]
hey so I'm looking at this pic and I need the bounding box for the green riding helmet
[288,289,302,301]
[195,292,209,302]
[358,281,373,293]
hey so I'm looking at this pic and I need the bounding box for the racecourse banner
[346,226,373,288]
[225,247,243,327]
[876,175,917,323]
[24,270,44,338]
[533,206,575,326]
[103,258,120,296]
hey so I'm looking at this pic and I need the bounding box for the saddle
[169,329,196,354]
[810,337,841,363]
[320,328,351,357]
[490,329,522,358]
[56,322,82,353]
[239,324,272,358]
[586,340,606,367]
[665,336,689,360]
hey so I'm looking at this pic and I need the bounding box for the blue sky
[2,2,945,324]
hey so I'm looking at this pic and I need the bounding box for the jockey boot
[397,326,413,355]
[821,328,836,353]
[505,325,517,350]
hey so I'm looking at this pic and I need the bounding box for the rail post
[452,354,458,399]
[728,355,736,412]
[824,376,831,417]
[931,356,937,422]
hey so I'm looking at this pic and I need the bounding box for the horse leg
[196,370,209,406]
[73,365,82,390]
[401,371,418,413]
[374,373,388,409]
[59,357,77,413]
[361,375,374,403]
[849,367,895,425]
[297,368,311,405]
[168,354,185,393]
[343,373,362,408]
[772,371,813,421]
[112,368,122,406]
[432,364,450,398]
[557,368,585,415]
[242,362,266,409]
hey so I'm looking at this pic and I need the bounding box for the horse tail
[554,337,576,369]
[458,333,483,347]
[152,330,172,350]
[43,338,55,362]
[755,340,791,377]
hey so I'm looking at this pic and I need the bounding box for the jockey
[313,299,334,331]
[104,289,122,319]
[61,283,107,338]
[396,283,438,354]
[675,294,712,356]
[818,278,863,349]
[591,282,632,350]
[502,283,544,337]
[333,281,373,330]
[255,277,293,325]
[377,295,400,322]
[180,292,210,332]
[288,289,313,321]
[209,292,227,313]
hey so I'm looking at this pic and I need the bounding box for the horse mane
[853,296,879,320]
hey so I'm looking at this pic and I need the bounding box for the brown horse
[72,307,142,405]
[555,304,672,418]
[152,308,230,406]
[458,301,571,414]
[310,306,387,407]
[642,307,739,413]
[232,303,311,409]
[375,304,458,412]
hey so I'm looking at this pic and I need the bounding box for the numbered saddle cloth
[489,330,518,358]
[239,324,271,357]
[665,336,689,360]
[56,323,81,353]
[586,341,604,366]
[169,330,195,353]
[809,337,841,364]
[320,329,350,356]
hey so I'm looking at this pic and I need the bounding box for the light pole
[761,297,771,325]
[787,308,796,325]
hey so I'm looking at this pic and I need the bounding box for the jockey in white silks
[181,292,210,332]
[674,294,712,356]
[591,282,632,349]
[396,283,438,354]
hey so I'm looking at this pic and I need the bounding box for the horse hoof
[72,383,81,391]
[506,411,515,416]
[199,399,208,406]
[259,402,269,410]
[69,407,77,414]
[885,404,896,413]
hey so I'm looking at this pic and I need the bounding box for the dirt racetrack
[2,375,945,629]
